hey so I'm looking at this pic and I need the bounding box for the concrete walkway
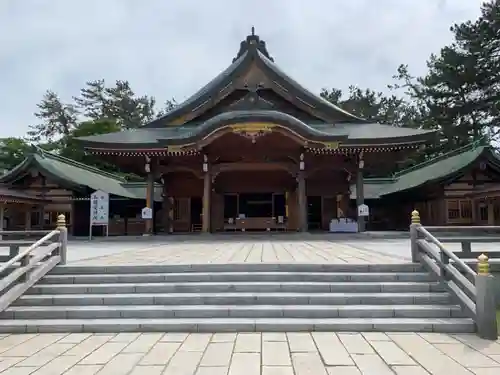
[0,332,498,374]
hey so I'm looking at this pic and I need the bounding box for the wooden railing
[410,210,498,340]
[0,214,67,312]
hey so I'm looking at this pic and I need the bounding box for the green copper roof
[78,110,435,149]
[0,148,162,201]
[351,142,499,199]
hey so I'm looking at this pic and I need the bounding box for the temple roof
[0,148,162,200]
[77,31,436,151]
[351,142,500,199]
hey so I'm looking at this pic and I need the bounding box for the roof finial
[251,26,255,36]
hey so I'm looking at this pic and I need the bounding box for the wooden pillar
[356,152,366,232]
[145,164,155,235]
[487,199,495,225]
[25,208,31,230]
[297,171,307,232]
[202,171,212,232]
[0,203,4,240]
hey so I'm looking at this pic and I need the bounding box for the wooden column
[487,199,495,225]
[297,171,307,232]
[0,204,4,240]
[202,171,212,232]
[25,209,31,230]
[145,168,155,235]
[356,152,366,232]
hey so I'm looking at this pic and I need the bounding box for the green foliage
[0,138,31,171]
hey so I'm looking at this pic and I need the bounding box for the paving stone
[196,367,229,375]
[63,364,103,374]
[361,332,390,341]
[287,333,316,352]
[58,334,92,344]
[63,335,114,359]
[262,341,291,366]
[163,350,203,375]
[263,333,287,342]
[262,366,294,375]
[338,333,374,354]
[211,333,236,343]
[16,343,75,367]
[109,333,141,343]
[0,357,27,372]
[140,342,180,365]
[392,366,431,375]
[350,353,393,374]
[200,343,233,367]
[452,334,500,356]
[94,353,143,375]
[160,333,189,342]
[369,340,415,365]
[433,343,500,368]
[122,333,162,353]
[389,332,472,375]
[31,355,82,374]
[129,365,165,375]
[1,367,39,375]
[419,333,460,344]
[312,332,353,366]
[179,334,212,352]
[2,334,65,357]
[326,367,362,375]
[0,335,37,354]
[79,342,128,365]
[229,353,260,375]
[469,368,500,375]
[234,333,261,353]
[292,352,328,375]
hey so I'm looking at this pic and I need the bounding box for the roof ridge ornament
[232,29,274,63]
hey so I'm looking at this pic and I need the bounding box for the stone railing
[0,214,68,311]
[410,210,498,340]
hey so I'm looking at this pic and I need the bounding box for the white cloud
[0,0,484,137]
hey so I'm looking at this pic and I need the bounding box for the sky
[0,0,485,137]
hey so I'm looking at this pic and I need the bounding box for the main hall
[76,30,434,235]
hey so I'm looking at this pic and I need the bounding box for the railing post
[57,214,68,265]
[475,254,498,340]
[410,210,421,263]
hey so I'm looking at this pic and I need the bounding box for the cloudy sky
[0,0,484,137]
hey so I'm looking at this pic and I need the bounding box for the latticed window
[446,199,473,223]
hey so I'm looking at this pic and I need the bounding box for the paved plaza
[61,234,500,266]
[0,331,499,374]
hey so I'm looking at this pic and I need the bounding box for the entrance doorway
[307,196,322,230]
[190,197,202,231]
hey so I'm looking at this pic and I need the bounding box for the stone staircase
[0,263,475,333]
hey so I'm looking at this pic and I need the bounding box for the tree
[0,138,31,171]
[73,80,158,128]
[60,118,121,165]
[393,0,500,155]
[320,85,420,127]
[27,91,78,143]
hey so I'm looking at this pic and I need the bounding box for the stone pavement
[0,332,499,374]
[68,237,414,265]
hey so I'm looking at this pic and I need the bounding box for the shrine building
[76,31,436,234]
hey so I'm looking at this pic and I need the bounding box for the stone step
[1,304,467,320]
[49,263,424,275]
[39,271,435,284]
[0,317,475,334]
[27,281,444,295]
[14,292,453,306]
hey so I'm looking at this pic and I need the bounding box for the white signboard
[142,207,153,220]
[90,190,109,225]
[357,204,369,217]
